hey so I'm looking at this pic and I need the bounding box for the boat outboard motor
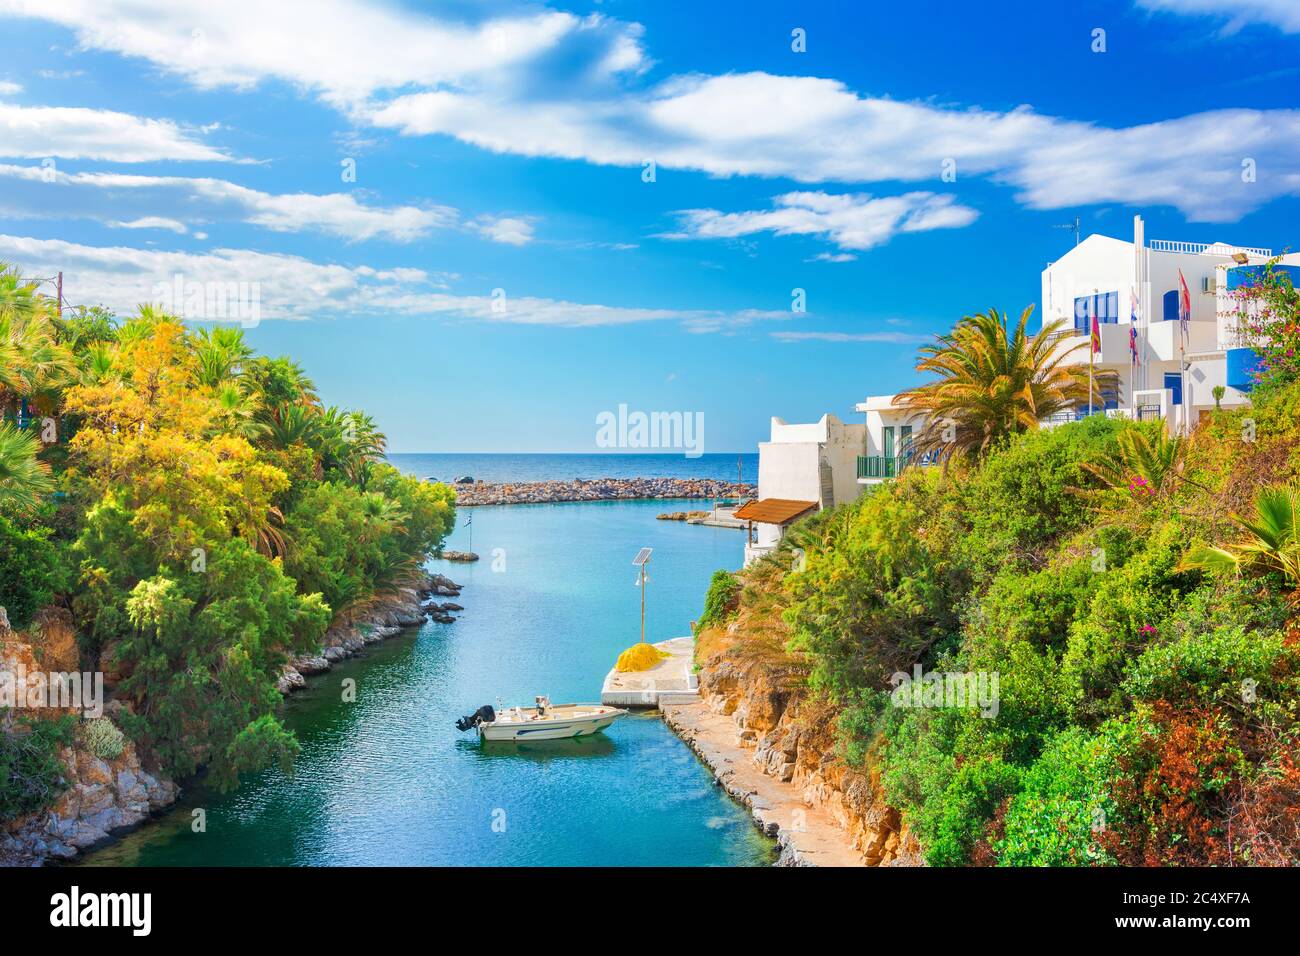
[455,704,496,731]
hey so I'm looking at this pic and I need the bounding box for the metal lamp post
[633,548,652,643]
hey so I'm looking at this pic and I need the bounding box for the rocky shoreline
[1,570,462,867]
[672,638,923,868]
[277,572,463,693]
[663,701,865,867]
[452,476,754,506]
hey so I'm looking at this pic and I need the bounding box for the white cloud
[772,330,930,344]
[0,0,644,106]
[12,2,1300,221]
[369,73,1300,223]
[472,216,536,246]
[0,164,456,241]
[1136,0,1300,33]
[0,233,785,331]
[0,80,21,95]
[109,216,188,233]
[0,102,228,162]
[664,191,978,252]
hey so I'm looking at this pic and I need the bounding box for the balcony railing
[1045,328,1085,346]
[1149,239,1272,258]
[858,453,934,479]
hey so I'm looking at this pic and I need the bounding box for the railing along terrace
[1149,239,1272,258]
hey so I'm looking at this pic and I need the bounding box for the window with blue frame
[1074,291,1119,331]
[1164,371,1183,405]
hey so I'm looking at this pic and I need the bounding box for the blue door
[1164,371,1183,405]
[1163,290,1180,322]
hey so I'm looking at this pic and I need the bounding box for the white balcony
[1047,320,1218,368]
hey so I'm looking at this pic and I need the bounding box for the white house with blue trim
[754,216,1296,507]
[1041,216,1298,433]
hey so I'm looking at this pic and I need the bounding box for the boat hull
[479,705,625,741]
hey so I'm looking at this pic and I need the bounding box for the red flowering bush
[1225,261,1300,390]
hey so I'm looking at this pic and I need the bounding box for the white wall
[757,412,867,508]
[757,440,823,502]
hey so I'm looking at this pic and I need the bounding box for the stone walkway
[663,701,865,867]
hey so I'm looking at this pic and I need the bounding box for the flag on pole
[1178,269,1192,343]
[1091,312,1101,354]
[1129,324,1140,366]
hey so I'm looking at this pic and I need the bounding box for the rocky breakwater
[453,476,754,506]
[277,571,465,693]
[674,630,923,867]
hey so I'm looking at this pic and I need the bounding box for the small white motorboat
[456,696,626,741]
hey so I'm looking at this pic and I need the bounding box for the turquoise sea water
[79,497,774,866]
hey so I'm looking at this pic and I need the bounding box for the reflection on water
[470,735,619,761]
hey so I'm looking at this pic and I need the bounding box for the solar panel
[632,547,653,566]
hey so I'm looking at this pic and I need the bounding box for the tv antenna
[1054,216,1081,246]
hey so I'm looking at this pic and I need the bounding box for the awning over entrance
[732,498,817,525]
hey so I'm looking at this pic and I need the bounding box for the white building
[746,216,1295,554]
[852,393,929,486]
[1040,215,1297,432]
[739,413,865,564]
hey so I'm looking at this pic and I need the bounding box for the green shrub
[1060,521,1194,719]
[785,470,966,699]
[1125,625,1289,716]
[957,415,1124,579]
[698,570,740,630]
[77,717,126,761]
[0,512,66,629]
[995,726,1116,866]
[0,716,75,822]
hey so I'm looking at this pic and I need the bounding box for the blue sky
[1,0,1298,452]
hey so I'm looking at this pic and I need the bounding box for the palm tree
[0,422,54,511]
[1180,484,1300,588]
[1082,425,1187,494]
[194,326,254,388]
[896,306,1120,463]
[213,382,265,441]
[240,504,288,560]
[260,403,320,450]
[0,264,76,420]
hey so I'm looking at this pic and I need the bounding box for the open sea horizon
[386,452,758,485]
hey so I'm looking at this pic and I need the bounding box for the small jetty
[600,636,700,707]
[656,501,747,528]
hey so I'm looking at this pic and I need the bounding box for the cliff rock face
[0,633,179,866]
[699,648,924,867]
[0,738,180,865]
